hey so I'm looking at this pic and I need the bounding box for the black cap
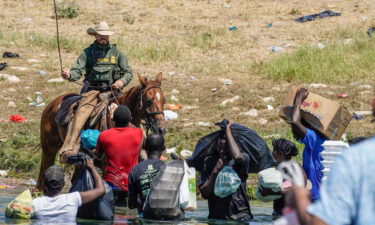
[43,166,65,196]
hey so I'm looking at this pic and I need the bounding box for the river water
[0,187,275,225]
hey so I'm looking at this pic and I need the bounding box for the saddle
[56,92,116,132]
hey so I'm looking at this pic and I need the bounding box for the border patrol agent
[59,21,133,162]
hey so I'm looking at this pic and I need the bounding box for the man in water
[96,105,143,206]
[286,97,375,225]
[128,134,166,216]
[32,159,104,222]
[198,120,253,221]
[291,88,326,201]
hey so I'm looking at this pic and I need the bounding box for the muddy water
[0,187,275,224]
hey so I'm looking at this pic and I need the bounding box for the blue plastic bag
[81,129,100,150]
[214,166,241,198]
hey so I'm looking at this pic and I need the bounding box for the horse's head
[138,72,167,135]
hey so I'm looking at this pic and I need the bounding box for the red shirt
[96,127,143,191]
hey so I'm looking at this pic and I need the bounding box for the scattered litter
[240,109,258,117]
[29,92,45,107]
[262,96,275,102]
[170,95,179,102]
[183,122,193,127]
[11,66,28,71]
[0,184,16,189]
[272,86,281,91]
[367,27,375,37]
[358,84,372,89]
[26,179,36,186]
[218,78,233,86]
[8,101,16,108]
[39,70,46,76]
[268,46,284,52]
[267,105,274,110]
[0,170,9,177]
[21,17,32,23]
[48,78,64,83]
[223,3,231,8]
[27,58,40,63]
[0,62,7,71]
[9,115,26,123]
[180,150,193,158]
[171,89,180,94]
[220,95,240,107]
[26,96,33,101]
[168,71,176,76]
[258,118,268,125]
[294,10,341,23]
[317,43,326,49]
[211,88,217,92]
[362,16,368,22]
[350,82,360,86]
[353,111,372,116]
[166,147,177,154]
[164,110,178,120]
[182,105,199,110]
[39,53,46,57]
[197,122,211,127]
[352,113,364,120]
[284,43,294,48]
[166,104,183,111]
[189,76,197,81]
[3,52,20,58]
[228,26,238,31]
[0,74,21,83]
[309,83,327,88]
[266,22,273,28]
[337,93,348,98]
[232,107,240,111]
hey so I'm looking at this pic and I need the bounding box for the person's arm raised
[291,88,309,140]
[225,121,244,165]
[79,158,105,204]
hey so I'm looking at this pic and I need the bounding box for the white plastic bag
[179,160,197,211]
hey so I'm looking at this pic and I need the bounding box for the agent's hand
[61,69,71,79]
[112,80,124,89]
[296,88,309,102]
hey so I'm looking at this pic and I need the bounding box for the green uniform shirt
[68,41,133,87]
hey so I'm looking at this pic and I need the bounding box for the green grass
[255,37,375,84]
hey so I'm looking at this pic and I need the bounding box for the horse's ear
[155,72,163,85]
[138,72,147,87]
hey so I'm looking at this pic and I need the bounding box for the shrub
[56,0,81,19]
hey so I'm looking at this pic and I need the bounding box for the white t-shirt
[32,192,82,222]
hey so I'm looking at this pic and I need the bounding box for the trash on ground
[240,109,258,117]
[353,111,372,117]
[220,96,240,107]
[317,43,326,49]
[197,122,210,127]
[367,27,375,37]
[218,78,233,86]
[211,88,217,92]
[166,104,183,111]
[266,22,273,28]
[357,84,372,89]
[258,118,268,125]
[38,70,46,76]
[352,113,364,120]
[8,101,16,108]
[223,3,231,8]
[11,66,28,71]
[272,86,281,91]
[3,52,20,58]
[180,150,193,158]
[268,46,284,52]
[183,122,193,127]
[167,71,176,76]
[48,78,64,83]
[0,62,7,71]
[9,115,26,123]
[27,59,40,63]
[170,95,179,102]
[26,179,36,186]
[0,170,9,177]
[182,105,199,110]
[337,93,348,98]
[350,82,360,86]
[166,147,177,154]
[21,17,32,23]
[309,83,327,88]
[171,89,180,94]
[29,92,45,107]
[164,110,178,120]
[263,96,275,102]
[294,10,341,23]
[0,74,21,83]
[267,105,274,110]
[189,76,197,81]
[228,26,238,31]
[232,107,240,111]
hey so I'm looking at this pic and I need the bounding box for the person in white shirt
[32,158,105,222]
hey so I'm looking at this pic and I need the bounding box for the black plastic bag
[187,120,276,173]
[69,168,114,220]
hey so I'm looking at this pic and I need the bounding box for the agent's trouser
[59,90,99,163]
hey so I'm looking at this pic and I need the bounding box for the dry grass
[0,0,375,179]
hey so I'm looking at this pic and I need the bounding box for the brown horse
[37,73,166,190]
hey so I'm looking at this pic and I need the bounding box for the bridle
[138,85,165,134]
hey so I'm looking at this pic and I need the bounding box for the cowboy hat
[87,21,114,36]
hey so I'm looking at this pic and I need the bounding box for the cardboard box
[279,86,352,140]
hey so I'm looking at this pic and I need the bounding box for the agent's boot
[59,90,99,163]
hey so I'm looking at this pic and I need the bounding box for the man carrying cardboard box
[291,88,327,201]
